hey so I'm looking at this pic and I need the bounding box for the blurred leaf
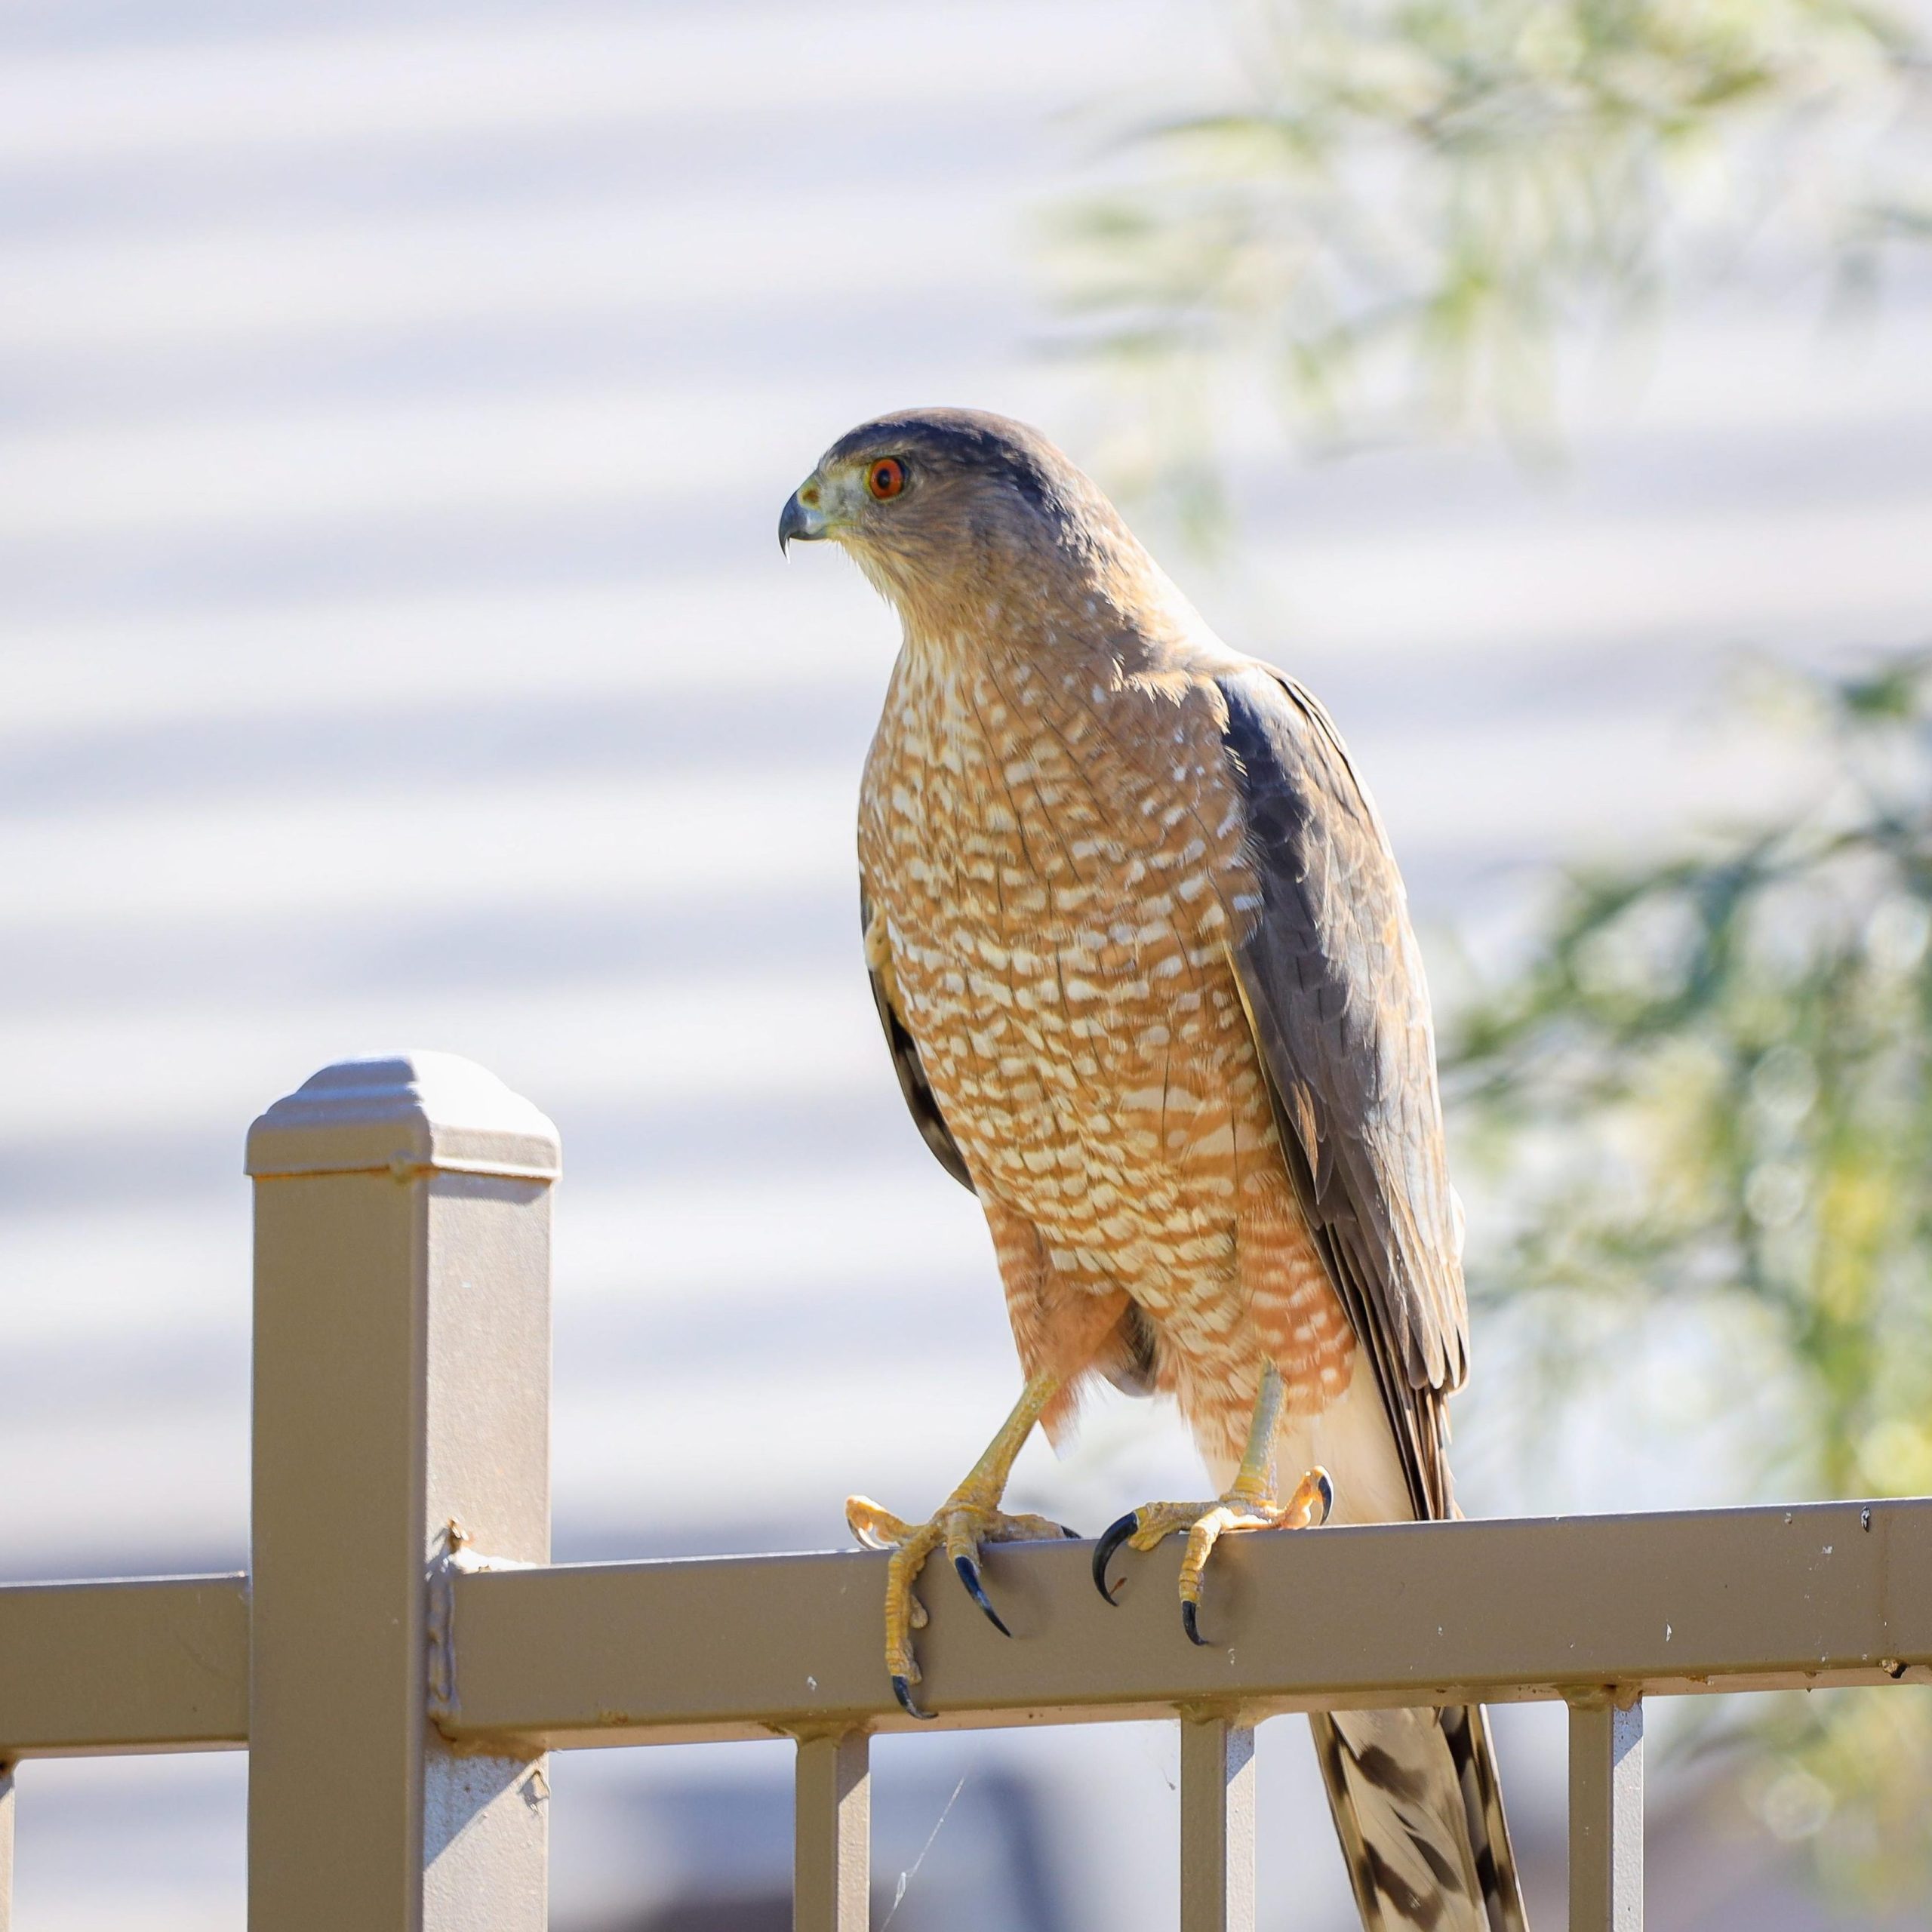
[1049,0,1932,530]
[1445,648,1932,1898]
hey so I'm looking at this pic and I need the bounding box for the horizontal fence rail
[5,1500,1926,1758]
[434,1498,1932,1746]
[0,1577,248,1756]
[0,1054,1924,1932]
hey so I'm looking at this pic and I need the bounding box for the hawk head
[780,408,1131,618]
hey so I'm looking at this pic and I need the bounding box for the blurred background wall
[2,1,1929,1926]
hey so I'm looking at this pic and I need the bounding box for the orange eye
[866,457,906,500]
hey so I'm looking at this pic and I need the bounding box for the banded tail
[1310,1703,1527,1931]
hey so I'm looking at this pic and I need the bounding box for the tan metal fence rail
[2,1054,1926,1932]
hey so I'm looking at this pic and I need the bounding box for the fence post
[792,1730,869,1932]
[1568,1691,1642,1932]
[1179,1714,1255,1932]
[0,1758,14,1931]
[245,1053,558,1931]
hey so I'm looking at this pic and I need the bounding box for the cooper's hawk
[781,409,1526,1932]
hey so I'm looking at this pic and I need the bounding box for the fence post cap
[245,1051,561,1180]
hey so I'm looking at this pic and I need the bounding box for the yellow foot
[846,1492,1079,1720]
[1090,1467,1334,1645]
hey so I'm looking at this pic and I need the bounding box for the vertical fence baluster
[246,1054,558,1931]
[0,1758,14,1932]
[1569,1692,1643,1932]
[793,1730,869,1932]
[1179,1714,1256,1932]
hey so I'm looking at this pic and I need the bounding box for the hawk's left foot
[1092,1466,1333,1644]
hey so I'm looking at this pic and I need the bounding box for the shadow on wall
[555,1766,1067,1932]
[628,1893,915,1932]
[630,1898,827,1932]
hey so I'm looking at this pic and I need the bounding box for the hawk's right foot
[847,1492,1078,1718]
[845,1371,1070,1718]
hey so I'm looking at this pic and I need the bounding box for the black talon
[1314,1472,1335,1524]
[1182,1598,1209,1647]
[1092,1510,1140,1604]
[892,1675,937,1721]
[955,1554,1012,1636]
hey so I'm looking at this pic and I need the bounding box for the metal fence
[2,1052,1925,1932]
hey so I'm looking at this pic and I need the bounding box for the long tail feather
[1309,1703,1527,1932]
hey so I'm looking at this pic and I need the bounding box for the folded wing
[1213,664,1469,1521]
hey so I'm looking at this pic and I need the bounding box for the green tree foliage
[1448,655,1932,1499]
[1054,0,1931,527]
[1444,653,1932,1894]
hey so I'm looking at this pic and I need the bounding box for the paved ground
[2,2,1928,1925]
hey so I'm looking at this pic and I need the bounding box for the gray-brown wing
[1214,665,1468,1521]
[859,888,975,1194]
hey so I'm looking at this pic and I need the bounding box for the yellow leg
[845,1371,1075,1719]
[1091,1364,1333,1644]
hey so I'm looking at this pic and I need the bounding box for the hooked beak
[778,483,829,555]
